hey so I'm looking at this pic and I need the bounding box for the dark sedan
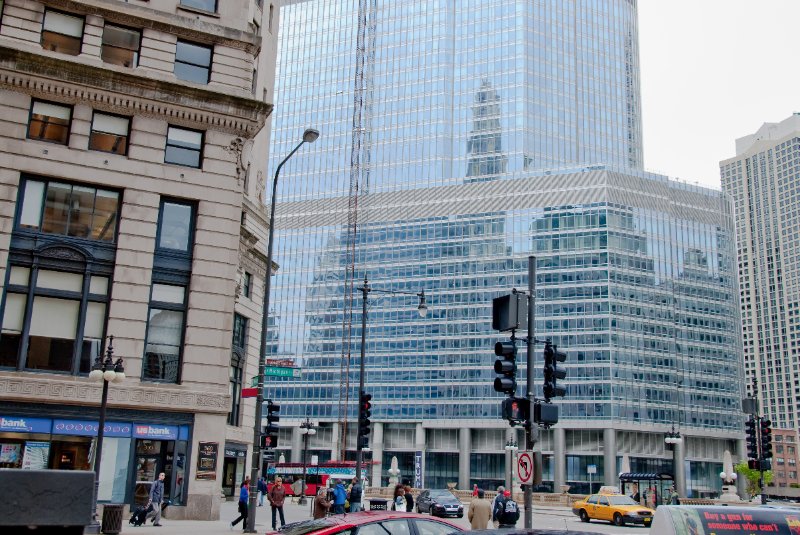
[415,489,464,518]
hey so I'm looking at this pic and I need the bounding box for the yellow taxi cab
[571,492,655,527]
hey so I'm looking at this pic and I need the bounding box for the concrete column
[371,422,384,489]
[735,438,747,499]
[415,424,426,488]
[673,438,686,497]
[603,428,617,487]
[291,426,303,463]
[331,422,341,461]
[554,427,566,492]
[459,427,471,490]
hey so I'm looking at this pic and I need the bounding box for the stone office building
[0,0,277,520]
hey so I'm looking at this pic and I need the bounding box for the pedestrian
[472,484,479,497]
[391,484,404,511]
[348,477,363,512]
[404,485,414,512]
[493,489,519,528]
[146,472,165,527]
[257,476,267,506]
[230,476,249,531]
[394,487,407,511]
[669,486,681,505]
[332,479,348,514]
[268,476,287,530]
[468,488,492,530]
[491,486,505,528]
[314,487,332,519]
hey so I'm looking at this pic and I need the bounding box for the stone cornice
[0,372,230,415]
[0,47,272,137]
[42,0,261,55]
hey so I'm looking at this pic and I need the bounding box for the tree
[734,461,773,498]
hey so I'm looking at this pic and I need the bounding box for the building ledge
[0,46,272,137]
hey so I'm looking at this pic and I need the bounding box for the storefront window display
[0,415,190,505]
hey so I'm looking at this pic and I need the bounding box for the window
[228,313,248,426]
[180,0,217,12]
[41,9,84,55]
[89,112,130,155]
[101,24,141,67]
[142,283,187,383]
[413,520,455,535]
[165,126,203,168]
[174,40,212,84]
[359,521,411,535]
[17,179,119,241]
[268,4,274,32]
[28,100,72,145]
[242,272,252,298]
[1,268,108,373]
[157,200,195,253]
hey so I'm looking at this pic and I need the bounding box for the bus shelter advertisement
[664,506,800,535]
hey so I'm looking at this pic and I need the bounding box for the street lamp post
[504,439,519,493]
[356,275,427,482]
[87,336,125,533]
[246,128,319,533]
[298,417,316,506]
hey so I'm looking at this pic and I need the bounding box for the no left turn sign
[516,451,533,485]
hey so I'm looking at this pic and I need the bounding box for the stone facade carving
[0,49,272,137]
[0,374,229,414]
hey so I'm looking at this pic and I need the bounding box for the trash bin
[369,498,388,511]
[101,504,125,535]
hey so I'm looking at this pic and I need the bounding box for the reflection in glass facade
[271,0,642,202]
[270,170,742,433]
[267,1,743,493]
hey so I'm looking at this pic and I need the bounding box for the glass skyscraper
[267,1,744,496]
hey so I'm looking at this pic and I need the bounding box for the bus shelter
[618,472,674,508]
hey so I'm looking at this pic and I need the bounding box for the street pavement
[125,497,645,534]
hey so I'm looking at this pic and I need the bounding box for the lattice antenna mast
[337,0,372,458]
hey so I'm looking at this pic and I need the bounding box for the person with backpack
[493,489,519,528]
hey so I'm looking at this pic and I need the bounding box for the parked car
[415,489,464,518]
[457,531,597,535]
[571,493,654,526]
[264,511,464,535]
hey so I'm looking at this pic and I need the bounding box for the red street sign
[241,387,258,398]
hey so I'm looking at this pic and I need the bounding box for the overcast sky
[638,0,799,188]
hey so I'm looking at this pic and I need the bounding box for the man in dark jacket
[492,489,519,528]
[348,478,363,512]
[146,472,165,526]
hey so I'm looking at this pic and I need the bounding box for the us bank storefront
[0,406,194,507]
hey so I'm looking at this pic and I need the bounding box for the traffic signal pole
[524,255,535,529]
[356,278,369,483]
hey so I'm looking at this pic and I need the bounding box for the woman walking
[231,477,250,531]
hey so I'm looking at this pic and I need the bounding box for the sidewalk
[121,497,574,534]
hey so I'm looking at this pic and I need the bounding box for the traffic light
[760,419,773,460]
[748,459,759,470]
[501,397,529,423]
[543,342,567,401]
[494,340,518,395]
[745,417,758,459]
[261,399,280,449]
[358,391,372,450]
